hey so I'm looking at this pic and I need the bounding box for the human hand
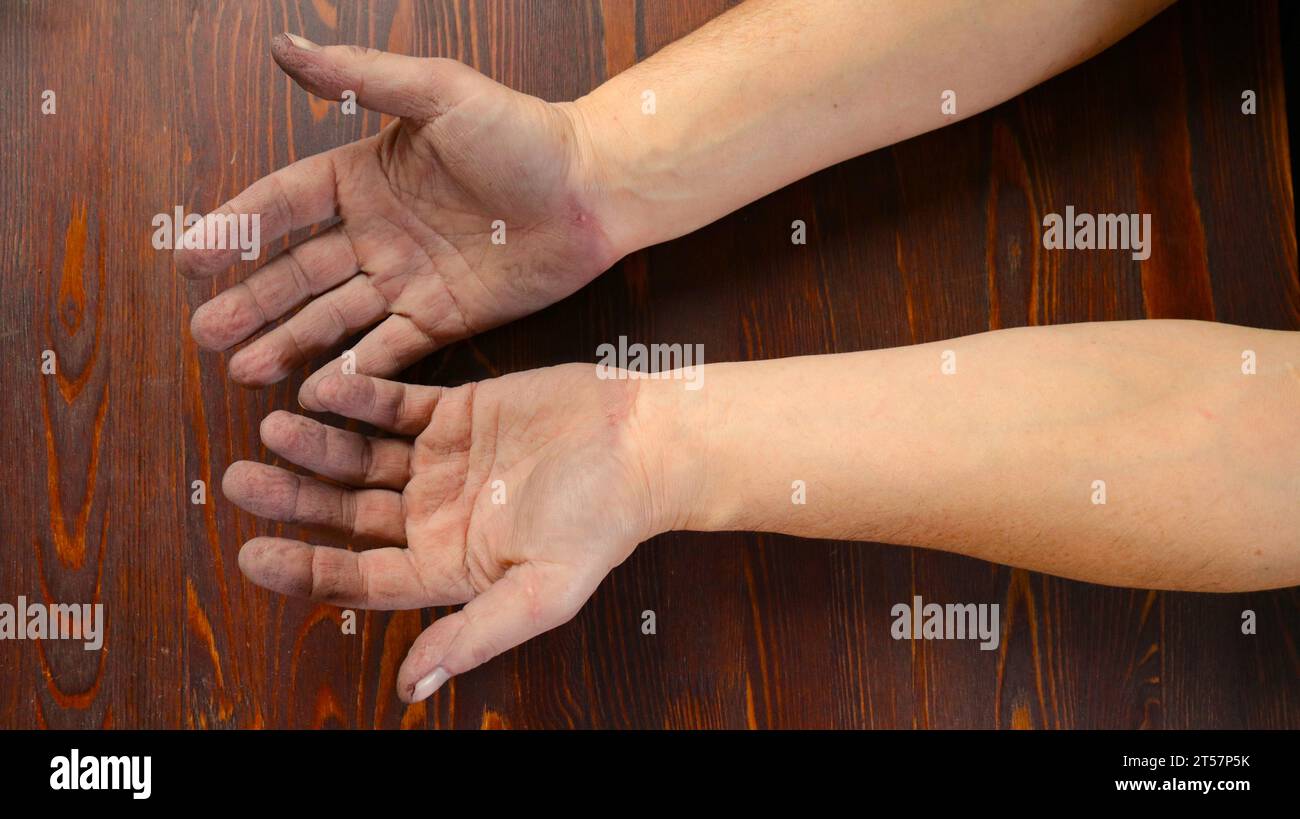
[180,35,623,410]
[221,364,683,702]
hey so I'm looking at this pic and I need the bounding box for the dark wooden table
[1,0,1296,729]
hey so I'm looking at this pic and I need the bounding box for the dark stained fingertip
[238,537,315,599]
[175,248,216,281]
[282,32,322,52]
[269,31,361,106]
[270,32,313,74]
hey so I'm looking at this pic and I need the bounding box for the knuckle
[310,549,356,603]
[552,580,589,626]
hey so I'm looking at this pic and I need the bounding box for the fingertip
[312,371,354,412]
[228,344,283,387]
[397,654,438,704]
[273,32,322,53]
[258,410,297,449]
[314,371,381,420]
[271,32,348,101]
[189,298,238,351]
[270,32,310,66]
[175,253,198,280]
[176,220,241,279]
[227,351,255,386]
[297,369,329,411]
[175,248,218,281]
[236,536,272,578]
[396,617,464,703]
[403,667,450,704]
[270,32,295,54]
[221,461,296,519]
[189,304,213,348]
[271,34,311,78]
[220,459,257,501]
[238,536,315,599]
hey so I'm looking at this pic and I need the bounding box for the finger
[238,536,464,609]
[175,148,347,280]
[190,225,359,351]
[299,314,441,410]
[311,372,442,436]
[259,410,411,490]
[226,274,389,387]
[222,460,406,545]
[271,33,488,122]
[396,561,601,703]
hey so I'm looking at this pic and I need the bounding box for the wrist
[627,367,717,535]
[568,81,704,257]
[629,361,763,536]
[630,354,867,539]
[563,91,647,258]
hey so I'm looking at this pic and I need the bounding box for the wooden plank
[0,0,1294,729]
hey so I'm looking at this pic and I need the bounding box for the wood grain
[0,0,1295,729]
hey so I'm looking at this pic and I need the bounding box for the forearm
[639,320,1300,591]
[575,0,1172,254]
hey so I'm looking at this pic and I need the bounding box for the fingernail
[284,32,321,52]
[411,667,450,703]
[297,376,318,410]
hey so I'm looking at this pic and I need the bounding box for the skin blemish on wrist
[562,196,620,270]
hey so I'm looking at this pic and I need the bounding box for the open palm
[222,364,660,702]
[179,34,620,409]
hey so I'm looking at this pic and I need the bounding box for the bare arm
[579,0,1175,253]
[228,319,1297,700]
[639,320,1300,592]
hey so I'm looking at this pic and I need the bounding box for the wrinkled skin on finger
[181,36,621,405]
[221,364,668,703]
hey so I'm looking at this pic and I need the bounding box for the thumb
[270,32,487,122]
[396,561,601,703]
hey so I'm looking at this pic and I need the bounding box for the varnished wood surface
[1,0,1296,729]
